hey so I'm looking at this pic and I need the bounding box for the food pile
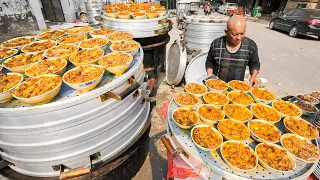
[170,79,320,173]
[103,2,166,19]
[0,24,140,105]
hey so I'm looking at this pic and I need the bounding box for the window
[291,10,303,17]
[306,9,320,18]
[284,10,295,16]
[228,3,238,8]
[296,3,307,8]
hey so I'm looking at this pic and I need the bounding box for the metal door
[41,0,65,22]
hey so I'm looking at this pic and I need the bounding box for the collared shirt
[205,36,260,82]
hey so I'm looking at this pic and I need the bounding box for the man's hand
[249,77,259,87]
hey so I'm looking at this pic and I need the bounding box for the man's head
[225,15,247,46]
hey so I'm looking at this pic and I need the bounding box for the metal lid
[185,52,207,84]
[166,40,187,85]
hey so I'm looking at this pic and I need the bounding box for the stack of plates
[313,112,320,128]
[313,161,320,179]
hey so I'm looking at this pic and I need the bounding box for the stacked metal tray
[101,15,172,38]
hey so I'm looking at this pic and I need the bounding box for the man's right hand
[196,74,218,83]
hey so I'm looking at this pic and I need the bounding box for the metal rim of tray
[101,14,169,23]
[166,99,319,180]
[0,47,144,113]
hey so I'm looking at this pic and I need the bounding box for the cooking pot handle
[99,78,140,102]
[147,78,156,94]
[59,166,90,180]
[118,81,140,100]
[161,135,175,154]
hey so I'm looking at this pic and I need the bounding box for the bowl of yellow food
[203,92,229,108]
[62,65,105,91]
[0,73,24,103]
[117,11,131,19]
[133,12,146,19]
[36,30,65,41]
[272,100,302,118]
[227,91,254,107]
[250,103,281,124]
[1,36,35,52]
[197,104,225,124]
[172,107,199,129]
[248,119,281,143]
[25,58,67,77]
[12,74,62,105]
[69,48,105,66]
[221,141,258,172]
[173,92,199,108]
[255,143,296,173]
[2,53,44,74]
[89,28,115,38]
[0,48,19,64]
[283,116,319,140]
[281,133,320,163]
[205,79,228,93]
[21,40,57,54]
[191,124,223,151]
[250,88,276,104]
[44,44,78,61]
[184,82,207,97]
[109,40,140,56]
[107,32,133,44]
[224,104,253,123]
[228,80,251,93]
[57,33,87,46]
[98,52,133,75]
[217,119,250,141]
[79,38,109,51]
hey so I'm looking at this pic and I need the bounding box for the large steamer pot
[135,33,170,79]
[0,48,151,177]
[185,20,226,52]
[101,15,172,38]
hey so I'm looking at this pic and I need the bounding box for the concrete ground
[1,12,320,180]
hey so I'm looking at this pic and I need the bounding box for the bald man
[205,15,260,87]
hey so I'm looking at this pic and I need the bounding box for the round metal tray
[166,99,319,180]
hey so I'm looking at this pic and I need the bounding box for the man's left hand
[249,77,259,87]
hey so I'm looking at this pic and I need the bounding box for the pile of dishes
[103,2,166,19]
[170,79,320,173]
[0,26,141,105]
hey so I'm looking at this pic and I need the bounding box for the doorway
[41,0,65,22]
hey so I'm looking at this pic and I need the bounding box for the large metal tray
[166,99,319,180]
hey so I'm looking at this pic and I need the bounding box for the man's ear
[224,29,228,35]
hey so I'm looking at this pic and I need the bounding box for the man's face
[225,27,246,46]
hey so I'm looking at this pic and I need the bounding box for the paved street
[246,21,320,97]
